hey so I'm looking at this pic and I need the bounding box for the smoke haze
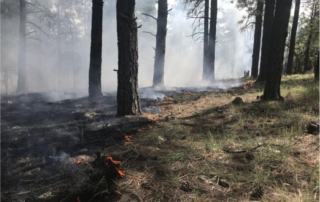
[1,0,253,95]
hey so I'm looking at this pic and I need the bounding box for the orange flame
[165,97,174,101]
[243,86,249,90]
[106,157,122,165]
[116,167,126,177]
[114,190,122,195]
[124,135,133,141]
[75,160,87,165]
[77,197,81,202]
[123,142,127,147]
[8,100,12,104]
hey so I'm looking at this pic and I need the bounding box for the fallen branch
[223,144,263,154]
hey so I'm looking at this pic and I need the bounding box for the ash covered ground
[1,83,245,202]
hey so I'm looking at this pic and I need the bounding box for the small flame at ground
[8,100,12,104]
[106,157,122,165]
[114,190,122,195]
[124,135,133,141]
[77,197,81,202]
[165,97,174,101]
[115,167,126,177]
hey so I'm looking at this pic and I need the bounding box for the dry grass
[107,74,319,202]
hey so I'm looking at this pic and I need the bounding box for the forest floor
[1,74,319,202]
[115,74,319,202]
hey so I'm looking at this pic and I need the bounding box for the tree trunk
[257,0,275,82]
[286,0,300,75]
[4,71,8,95]
[205,0,217,81]
[17,0,27,93]
[202,0,210,81]
[116,0,142,116]
[251,0,263,78]
[57,0,62,89]
[263,0,293,101]
[153,0,168,87]
[303,1,316,73]
[315,51,319,80]
[88,0,103,98]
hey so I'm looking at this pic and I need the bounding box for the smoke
[1,0,253,96]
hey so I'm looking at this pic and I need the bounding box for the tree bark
[17,0,28,93]
[205,0,217,81]
[153,0,168,87]
[257,0,275,82]
[202,0,210,81]
[57,0,62,88]
[88,0,103,99]
[303,1,316,73]
[116,0,142,116]
[286,0,300,75]
[315,51,319,80]
[263,0,293,101]
[251,0,263,78]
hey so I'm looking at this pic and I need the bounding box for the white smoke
[1,0,253,95]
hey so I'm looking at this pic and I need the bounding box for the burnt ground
[0,85,231,202]
[1,91,159,202]
[0,81,247,202]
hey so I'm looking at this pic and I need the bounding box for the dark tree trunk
[202,0,209,81]
[315,51,319,80]
[153,0,168,87]
[57,0,62,88]
[116,0,142,116]
[303,1,316,73]
[88,0,103,99]
[251,0,263,78]
[257,0,275,82]
[263,0,293,101]
[205,0,217,81]
[286,0,300,75]
[17,0,27,92]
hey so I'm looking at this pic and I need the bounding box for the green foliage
[291,1,319,73]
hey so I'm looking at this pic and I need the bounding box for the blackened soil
[1,92,153,202]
